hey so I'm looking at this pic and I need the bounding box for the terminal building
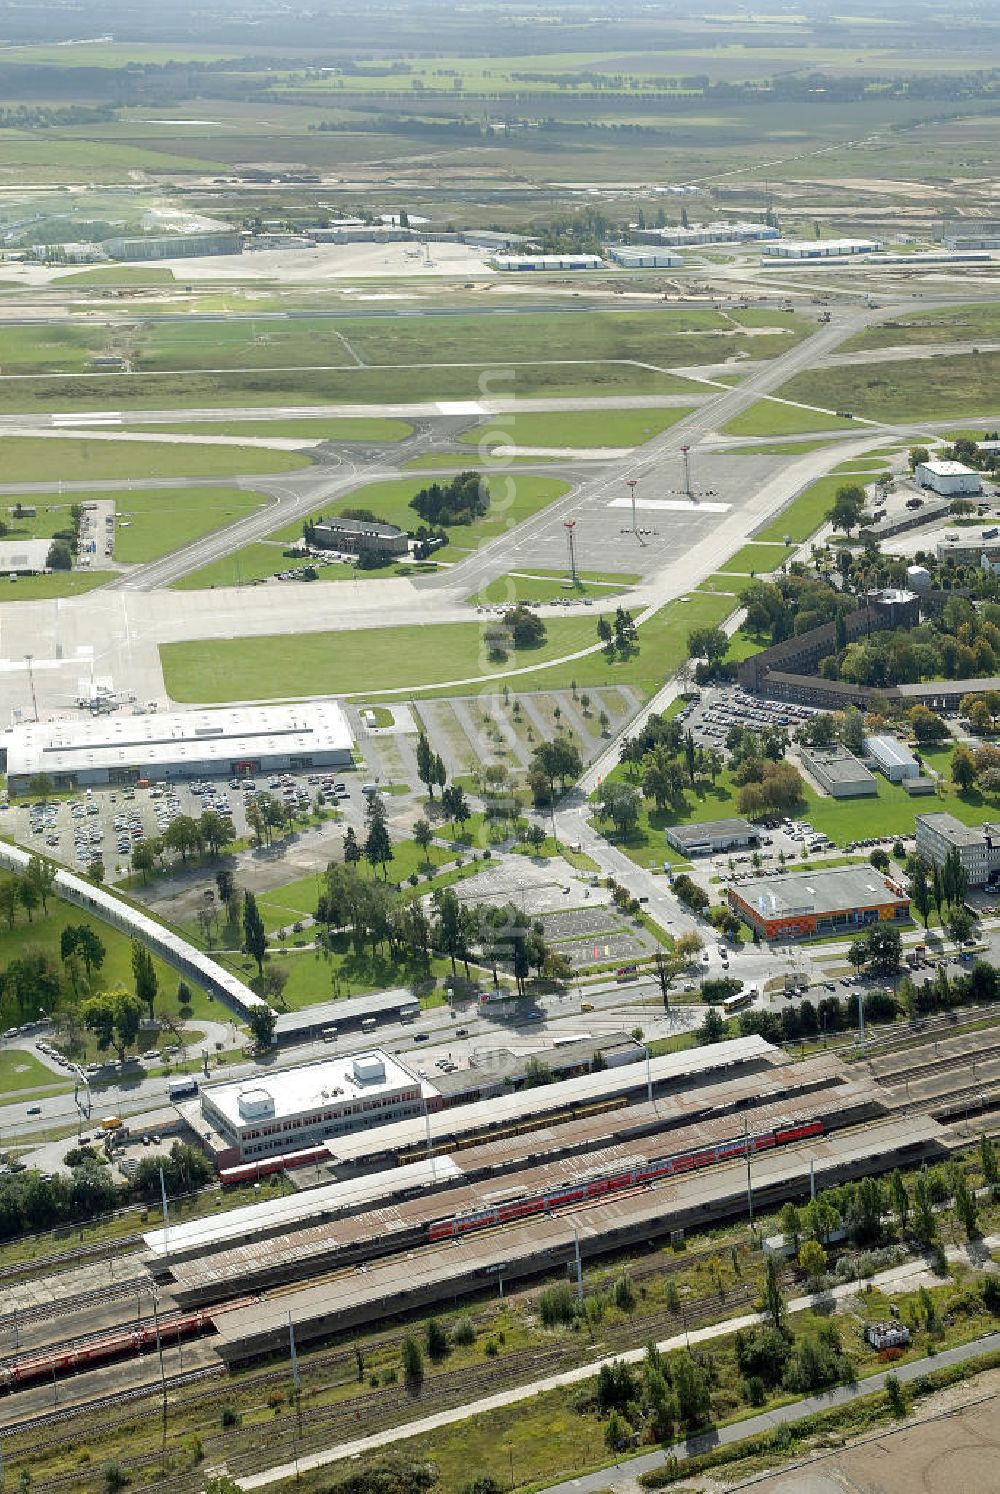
[200,1052,431,1164]
[1,702,354,795]
[728,866,911,941]
[915,812,1000,887]
[631,222,777,248]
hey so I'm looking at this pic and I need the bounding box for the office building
[915,460,982,497]
[664,818,760,857]
[915,812,1000,887]
[798,744,877,798]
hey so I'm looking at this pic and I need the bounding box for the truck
[361,1016,378,1034]
[168,1076,199,1101]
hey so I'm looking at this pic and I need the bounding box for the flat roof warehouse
[2,702,353,793]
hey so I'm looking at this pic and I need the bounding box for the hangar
[2,701,354,794]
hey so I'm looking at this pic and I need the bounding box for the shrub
[426,1317,449,1360]
[452,1315,476,1346]
[539,1283,577,1327]
[220,1404,240,1429]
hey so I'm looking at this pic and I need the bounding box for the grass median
[0,436,309,482]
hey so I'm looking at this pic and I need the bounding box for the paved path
[233,1258,989,1491]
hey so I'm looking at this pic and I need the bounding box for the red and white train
[218,1144,332,1188]
[427,1118,824,1242]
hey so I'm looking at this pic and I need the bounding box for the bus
[722,990,754,1018]
[399,1003,420,1023]
[100,1116,123,1132]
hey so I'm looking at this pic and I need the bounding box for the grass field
[129,418,413,442]
[113,487,270,565]
[0,892,219,1025]
[0,1050,71,1095]
[0,324,104,372]
[456,407,694,450]
[723,438,845,456]
[171,544,392,591]
[754,474,846,545]
[0,572,110,601]
[716,542,791,574]
[55,267,176,286]
[0,437,309,483]
[776,350,1000,424]
[0,364,702,416]
[841,303,1000,352]
[723,400,862,438]
[161,590,737,703]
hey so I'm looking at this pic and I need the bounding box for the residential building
[864,735,920,783]
[915,460,982,497]
[727,867,910,941]
[664,817,760,857]
[915,812,1000,887]
[798,744,876,798]
[200,1052,431,1162]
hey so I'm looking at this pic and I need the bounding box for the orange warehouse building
[728,866,910,942]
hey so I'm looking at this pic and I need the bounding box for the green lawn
[0,437,309,483]
[456,407,693,450]
[171,542,365,591]
[0,1049,71,1095]
[776,350,1000,425]
[754,474,846,545]
[723,438,845,456]
[723,401,861,438]
[716,542,792,574]
[56,266,176,286]
[0,892,219,1025]
[697,573,756,597]
[128,418,413,442]
[0,571,111,601]
[161,590,738,703]
[0,324,104,372]
[114,487,270,565]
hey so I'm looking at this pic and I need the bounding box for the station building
[1,702,353,795]
[200,1052,433,1163]
[728,866,911,941]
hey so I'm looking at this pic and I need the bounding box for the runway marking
[51,413,122,427]
[436,400,486,415]
[607,497,731,514]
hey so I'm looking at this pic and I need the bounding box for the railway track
[0,1233,145,1285]
[11,1279,766,1493]
[873,1038,1000,1087]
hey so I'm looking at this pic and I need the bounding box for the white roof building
[4,701,353,792]
[915,460,982,497]
[761,238,882,259]
[491,254,603,271]
[201,1052,434,1161]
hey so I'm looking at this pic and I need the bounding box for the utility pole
[681,445,692,498]
[158,1165,170,1266]
[570,1220,583,1300]
[564,519,578,584]
[625,478,638,533]
[743,1113,754,1228]
[289,1312,302,1483]
[152,1292,167,1462]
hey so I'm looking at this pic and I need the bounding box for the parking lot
[7,767,358,879]
[677,684,818,754]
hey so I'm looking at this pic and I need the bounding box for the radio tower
[681,445,692,498]
[625,477,638,534]
[564,520,578,584]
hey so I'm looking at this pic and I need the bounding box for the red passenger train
[427,1119,824,1242]
[218,1144,332,1187]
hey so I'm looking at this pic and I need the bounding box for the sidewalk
[232,1255,989,1491]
